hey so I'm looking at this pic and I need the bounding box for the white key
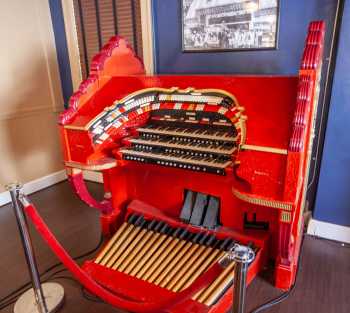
[120,149,231,169]
[137,127,236,142]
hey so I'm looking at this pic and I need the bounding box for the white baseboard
[83,170,103,183]
[0,170,67,207]
[0,169,103,208]
[307,218,350,244]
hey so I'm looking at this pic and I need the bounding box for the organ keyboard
[120,118,237,175]
[51,22,326,313]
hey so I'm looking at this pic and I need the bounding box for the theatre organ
[25,21,325,312]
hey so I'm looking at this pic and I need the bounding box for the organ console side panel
[276,21,325,289]
[52,21,326,312]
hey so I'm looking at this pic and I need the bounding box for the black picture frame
[181,0,280,53]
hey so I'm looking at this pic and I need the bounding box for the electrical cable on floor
[0,233,103,311]
[250,234,350,313]
[81,286,103,303]
[249,234,305,313]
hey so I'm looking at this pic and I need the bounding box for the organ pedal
[94,211,258,307]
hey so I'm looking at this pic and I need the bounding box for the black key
[147,220,158,230]
[199,234,210,245]
[136,216,147,227]
[192,232,202,244]
[205,235,217,246]
[134,215,144,226]
[179,230,189,240]
[154,221,165,232]
[217,238,232,250]
[128,214,138,224]
[172,227,183,238]
[160,223,170,234]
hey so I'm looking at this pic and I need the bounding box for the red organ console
[27,21,325,312]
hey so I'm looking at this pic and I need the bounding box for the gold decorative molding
[241,144,288,155]
[65,159,117,171]
[232,188,293,211]
[63,124,86,131]
[280,211,292,223]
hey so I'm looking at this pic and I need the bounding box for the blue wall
[153,0,350,227]
[153,0,336,74]
[48,0,73,105]
[314,0,350,227]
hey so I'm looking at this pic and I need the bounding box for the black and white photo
[182,0,279,51]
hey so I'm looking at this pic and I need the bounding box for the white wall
[0,0,64,192]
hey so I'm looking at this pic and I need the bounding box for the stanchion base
[14,282,64,313]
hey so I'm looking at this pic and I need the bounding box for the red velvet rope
[24,203,226,312]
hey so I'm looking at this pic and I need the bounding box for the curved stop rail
[20,195,231,313]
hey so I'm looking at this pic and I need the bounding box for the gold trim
[63,124,86,130]
[232,188,293,211]
[65,159,117,171]
[241,144,288,155]
[281,211,292,223]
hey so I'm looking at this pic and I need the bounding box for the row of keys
[133,144,229,160]
[120,148,232,175]
[130,138,236,155]
[140,132,233,146]
[138,125,236,142]
[145,124,234,137]
[132,146,230,164]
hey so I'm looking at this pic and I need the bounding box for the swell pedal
[202,197,220,229]
[180,191,220,229]
[180,190,195,223]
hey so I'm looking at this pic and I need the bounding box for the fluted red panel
[289,21,325,152]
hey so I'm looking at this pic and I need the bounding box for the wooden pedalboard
[83,200,269,313]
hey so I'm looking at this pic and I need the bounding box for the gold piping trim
[241,144,288,155]
[64,124,86,130]
[232,188,293,211]
[65,160,117,171]
[280,211,292,223]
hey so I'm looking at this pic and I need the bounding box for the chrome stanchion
[220,244,255,313]
[219,243,255,313]
[231,244,255,313]
[6,183,64,313]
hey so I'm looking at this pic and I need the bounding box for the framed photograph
[182,0,279,52]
